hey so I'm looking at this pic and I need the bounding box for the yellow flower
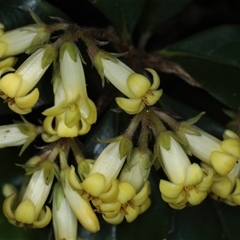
[42,42,96,140]
[3,162,54,228]
[0,45,56,114]
[181,127,240,176]
[82,141,127,201]
[158,132,213,209]
[95,52,162,114]
[202,161,240,206]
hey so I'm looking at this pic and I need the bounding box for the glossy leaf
[0,0,71,29]
[160,25,240,110]
[87,0,146,41]
[138,0,191,35]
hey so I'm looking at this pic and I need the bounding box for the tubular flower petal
[158,133,213,208]
[0,46,55,114]
[98,55,162,114]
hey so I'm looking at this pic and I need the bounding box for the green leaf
[87,0,146,41]
[0,0,71,29]
[160,25,240,111]
[138,0,191,37]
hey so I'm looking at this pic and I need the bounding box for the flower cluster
[1,10,240,240]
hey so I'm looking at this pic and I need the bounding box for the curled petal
[14,88,39,108]
[99,179,119,202]
[197,167,214,192]
[103,211,124,225]
[187,189,207,205]
[169,202,187,210]
[115,97,143,114]
[78,119,91,135]
[145,89,163,106]
[64,104,81,128]
[43,116,57,135]
[3,193,16,220]
[82,98,97,125]
[211,177,233,198]
[133,181,150,206]
[184,163,203,187]
[161,192,186,205]
[210,151,238,176]
[145,68,160,90]
[33,206,51,228]
[42,101,66,116]
[68,165,82,190]
[8,103,31,114]
[124,205,140,223]
[159,180,183,198]
[117,182,136,204]
[41,132,60,143]
[100,201,121,218]
[139,197,151,214]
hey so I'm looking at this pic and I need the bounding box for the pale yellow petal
[115,97,143,114]
[14,88,39,108]
[184,163,203,187]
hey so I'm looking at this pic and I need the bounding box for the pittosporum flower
[158,131,213,209]
[89,147,152,225]
[81,141,127,201]
[0,45,56,114]
[94,51,162,114]
[3,161,54,228]
[0,24,50,58]
[52,183,78,240]
[42,42,97,140]
[177,125,240,176]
